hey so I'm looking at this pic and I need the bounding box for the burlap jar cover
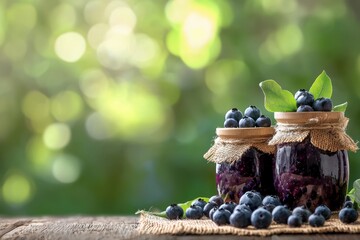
[203,127,276,164]
[269,112,358,152]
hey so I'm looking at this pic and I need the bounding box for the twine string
[275,122,345,132]
[214,136,271,145]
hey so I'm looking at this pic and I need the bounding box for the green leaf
[354,179,360,204]
[259,80,297,112]
[135,196,210,219]
[347,180,360,210]
[309,70,333,99]
[347,188,355,202]
[135,209,167,218]
[333,102,348,112]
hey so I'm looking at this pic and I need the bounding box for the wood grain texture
[0,216,139,240]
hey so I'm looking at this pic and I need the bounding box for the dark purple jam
[274,137,349,211]
[216,147,275,203]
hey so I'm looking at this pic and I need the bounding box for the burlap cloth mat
[137,212,360,236]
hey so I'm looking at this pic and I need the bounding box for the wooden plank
[0,216,359,239]
[0,216,138,240]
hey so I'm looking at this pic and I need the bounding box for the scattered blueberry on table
[272,205,292,224]
[339,201,359,224]
[308,213,325,227]
[314,205,331,220]
[287,215,302,227]
[165,204,184,220]
[185,204,203,219]
[292,205,312,223]
[212,208,231,225]
[161,191,359,229]
[251,207,272,229]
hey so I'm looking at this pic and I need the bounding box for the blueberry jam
[216,148,275,202]
[274,137,349,211]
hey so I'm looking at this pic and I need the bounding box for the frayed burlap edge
[203,138,275,164]
[269,130,310,146]
[269,116,358,152]
[310,129,358,152]
[137,213,360,236]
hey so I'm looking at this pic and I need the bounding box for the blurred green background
[0,0,360,215]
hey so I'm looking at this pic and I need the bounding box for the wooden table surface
[0,216,359,239]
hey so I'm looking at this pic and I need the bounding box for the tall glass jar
[204,127,275,203]
[270,112,357,211]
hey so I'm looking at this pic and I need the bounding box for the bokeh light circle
[54,32,86,62]
[52,154,81,183]
[2,172,32,205]
[43,123,71,150]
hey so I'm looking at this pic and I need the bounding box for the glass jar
[271,112,357,211]
[204,127,275,203]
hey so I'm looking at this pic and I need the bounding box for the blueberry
[339,205,358,224]
[255,115,271,127]
[224,118,239,128]
[312,97,333,111]
[292,205,312,223]
[272,205,292,224]
[263,203,276,213]
[314,205,331,220]
[251,190,263,199]
[212,208,231,225]
[225,108,243,122]
[234,204,253,214]
[239,116,256,128]
[165,204,184,220]
[219,202,237,213]
[288,214,302,227]
[209,206,218,220]
[239,191,262,211]
[309,213,325,227]
[230,209,251,228]
[203,201,218,218]
[209,195,224,206]
[262,195,281,207]
[251,208,272,229]
[192,198,207,210]
[294,89,306,100]
[185,205,203,219]
[244,106,261,121]
[343,201,354,208]
[295,90,314,107]
[297,105,314,112]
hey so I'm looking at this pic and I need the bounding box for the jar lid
[274,112,344,124]
[216,127,275,139]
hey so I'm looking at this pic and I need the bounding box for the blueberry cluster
[282,205,330,227]
[295,89,332,112]
[165,192,359,228]
[224,106,271,128]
